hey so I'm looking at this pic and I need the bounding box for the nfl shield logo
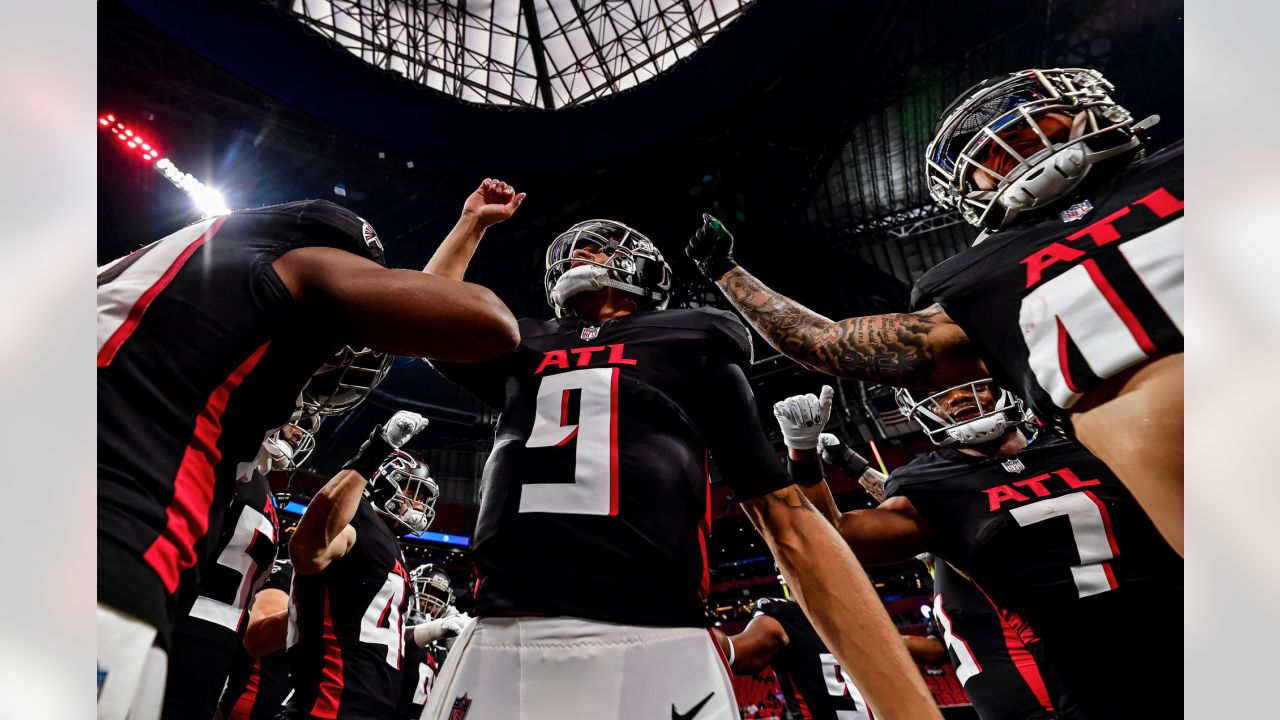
[1060,200,1094,223]
[449,694,473,720]
[580,325,600,340]
[1001,458,1026,474]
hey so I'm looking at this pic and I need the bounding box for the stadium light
[101,112,230,218]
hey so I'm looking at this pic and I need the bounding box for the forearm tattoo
[717,267,943,387]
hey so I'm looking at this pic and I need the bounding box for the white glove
[381,411,428,449]
[772,385,834,450]
[411,611,472,647]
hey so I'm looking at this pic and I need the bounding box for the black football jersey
[884,435,1181,631]
[396,641,445,720]
[754,598,871,720]
[434,308,788,627]
[221,559,295,720]
[911,142,1183,426]
[98,200,385,625]
[162,474,280,720]
[286,499,412,720]
[930,563,1058,720]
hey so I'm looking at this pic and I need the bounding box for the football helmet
[261,409,321,472]
[301,345,393,417]
[543,219,672,318]
[925,68,1159,230]
[367,449,438,534]
[895,379,1029,446]
[410,564,454,619]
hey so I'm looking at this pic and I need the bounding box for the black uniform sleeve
[697,351,790,500]
[261,559,293,594]
[429,354,510,409]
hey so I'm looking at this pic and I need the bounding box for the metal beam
[519,0,556,109]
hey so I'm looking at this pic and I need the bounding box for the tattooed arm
[714,265,984,389]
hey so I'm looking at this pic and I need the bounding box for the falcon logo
[672,691,715,720]
[360,220,384,253]
[448,693,473,720]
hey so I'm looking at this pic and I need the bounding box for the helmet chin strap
[945,414,1009,445]
[262,436,296,471]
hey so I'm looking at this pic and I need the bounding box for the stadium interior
[98,1,1184,716]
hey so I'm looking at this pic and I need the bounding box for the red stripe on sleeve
[141,341,270,592]
[97,215,226,367]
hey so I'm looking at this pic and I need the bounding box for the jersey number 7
[521,367,620,516]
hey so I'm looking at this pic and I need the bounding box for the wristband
[726,635,736,667]
[343,425,395,479]
[786,455,824,486]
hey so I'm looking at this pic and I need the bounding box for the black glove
[817,433,870,478]
[343,424,396,479]
[686,213,738,280]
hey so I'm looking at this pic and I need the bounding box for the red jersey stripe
[311,588,345,719]
[141,340,270,592]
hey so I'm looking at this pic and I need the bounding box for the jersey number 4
[521,367,620,516]
[1019,218,1182,408]
[360,572,408,668]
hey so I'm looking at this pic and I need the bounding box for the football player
[713,597,875,720]
[285,410,437,720]
[97,182,523,719]
[772,382,1181,718]
[220,554,296,720]
[397,565,464,720]
[418,202,940,720]
[784,411,1065,720]
[159,426,305,720]
[687,68,1184,556]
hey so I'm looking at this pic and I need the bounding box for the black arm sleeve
[785,454,825,486]
[699,355,791,500]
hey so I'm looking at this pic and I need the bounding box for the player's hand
[686,213,738,280]
[462,178,526,229]
[411,612,472,646]
[818,432,870,476]
[380,411,428,449]
[773,385,834,450]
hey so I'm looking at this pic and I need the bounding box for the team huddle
[98,67,1183,720]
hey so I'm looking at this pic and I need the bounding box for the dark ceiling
[98,0,1184,484]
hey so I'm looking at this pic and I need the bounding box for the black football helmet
[409,564,454,619]
[543,219,672,318]
[367,449,438,534]
[301,345,393,417]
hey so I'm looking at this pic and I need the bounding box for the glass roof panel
[290,0,755,109]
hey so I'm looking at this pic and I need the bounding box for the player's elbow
[454,286,521,361]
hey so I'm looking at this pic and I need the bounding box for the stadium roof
[288,0,754,109]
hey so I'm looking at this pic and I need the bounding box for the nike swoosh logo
[672,691,715,720]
